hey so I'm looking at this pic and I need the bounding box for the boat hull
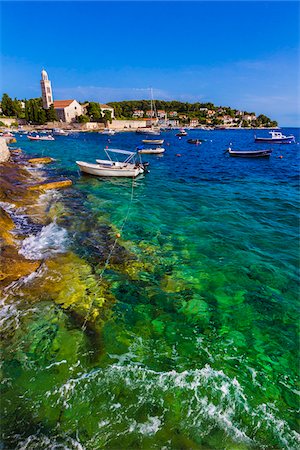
[228,149,272,158]
[142,139,164,144]
[138,147,165,154]
[76,161,144,177]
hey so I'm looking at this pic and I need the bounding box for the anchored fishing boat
[27,135,55,141]
[187,139,204,144]
[226,147,272,158]
[136,128,160,135]
[53,128,69,136]
[142,139,164,145]
[176,129,187,137]
[102,129,116,135]
[255,131,295,144]
[76,148,148,178]
[137,147,165,154]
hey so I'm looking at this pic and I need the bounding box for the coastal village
[0,69,278,131]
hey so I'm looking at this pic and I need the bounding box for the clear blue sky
[0,1,299,126]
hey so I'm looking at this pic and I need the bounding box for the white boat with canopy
[76,148,148,178]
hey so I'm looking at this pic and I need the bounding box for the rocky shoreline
[0,146,150,333]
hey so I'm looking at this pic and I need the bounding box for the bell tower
[40,69,53,109]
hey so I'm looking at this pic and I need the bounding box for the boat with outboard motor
[255,131,295,144]
[226,147,272,158]
[76,148,148,177]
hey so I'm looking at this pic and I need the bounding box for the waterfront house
[157,110,166,118]
[169,111,178,117]
[190,118,199,127]
[207,110,215,117]
[243,114,256,122]
[100,104,115,119]
[53,100,83,123]
[132,110,144,118]
[146,110,155,118]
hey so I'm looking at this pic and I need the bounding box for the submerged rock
[28,179,72,191]
[27,157,54,164]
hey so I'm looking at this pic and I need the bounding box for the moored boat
[27,135,55,141]
[255,131,295,144]
[176,129,187,137]
[137,147,165,154]
[187,139,204,144]
[141,139,164,144]
[76,148,148,178]
[53,128,69,136]
[102,128,116,135]
[227,147,272,158]
[136,128,161,135]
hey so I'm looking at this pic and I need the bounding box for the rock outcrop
[0,138,10,163]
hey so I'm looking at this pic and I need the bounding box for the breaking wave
[19,222,68,260]
[45,363,300,449]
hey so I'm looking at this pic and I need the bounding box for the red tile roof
[53,100,74,108]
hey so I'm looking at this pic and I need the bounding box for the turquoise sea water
[1,128,299,449]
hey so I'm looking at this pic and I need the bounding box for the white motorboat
[76,148,148,178]
[136,128,160,135]
[27,135,55,141]
[102,128,116,135]
[255,131,295,144]
[176,128,187,137]
[142,139,164,144]
[53,128,69,136]
[138,147,165,154]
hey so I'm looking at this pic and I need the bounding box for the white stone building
[53,100,83,123]
[40,69,53,109]
[132,110,144,118]
[100,104,115,118]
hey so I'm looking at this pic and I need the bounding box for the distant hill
[107,100,278,128]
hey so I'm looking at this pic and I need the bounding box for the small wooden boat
[187,139,203,144]
[142,139,164,145]
[255,131,295,144]
[76,149,148,178]
[227,148,272,158]
[138,147,165,154]
[27,135,55,141]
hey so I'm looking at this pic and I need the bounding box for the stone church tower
[40,69,53,109]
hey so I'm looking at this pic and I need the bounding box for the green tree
[102,110,112,126]
[1,93,15,116]
[25,98,47,124]
[77,114,90,123]
[87,102,102,122]
[46,104,57,122]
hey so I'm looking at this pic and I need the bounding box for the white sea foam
[16,433,85,450]
[45,362,300,449]
[19,222,68,260]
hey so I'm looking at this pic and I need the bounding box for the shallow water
[1,128,299,449]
